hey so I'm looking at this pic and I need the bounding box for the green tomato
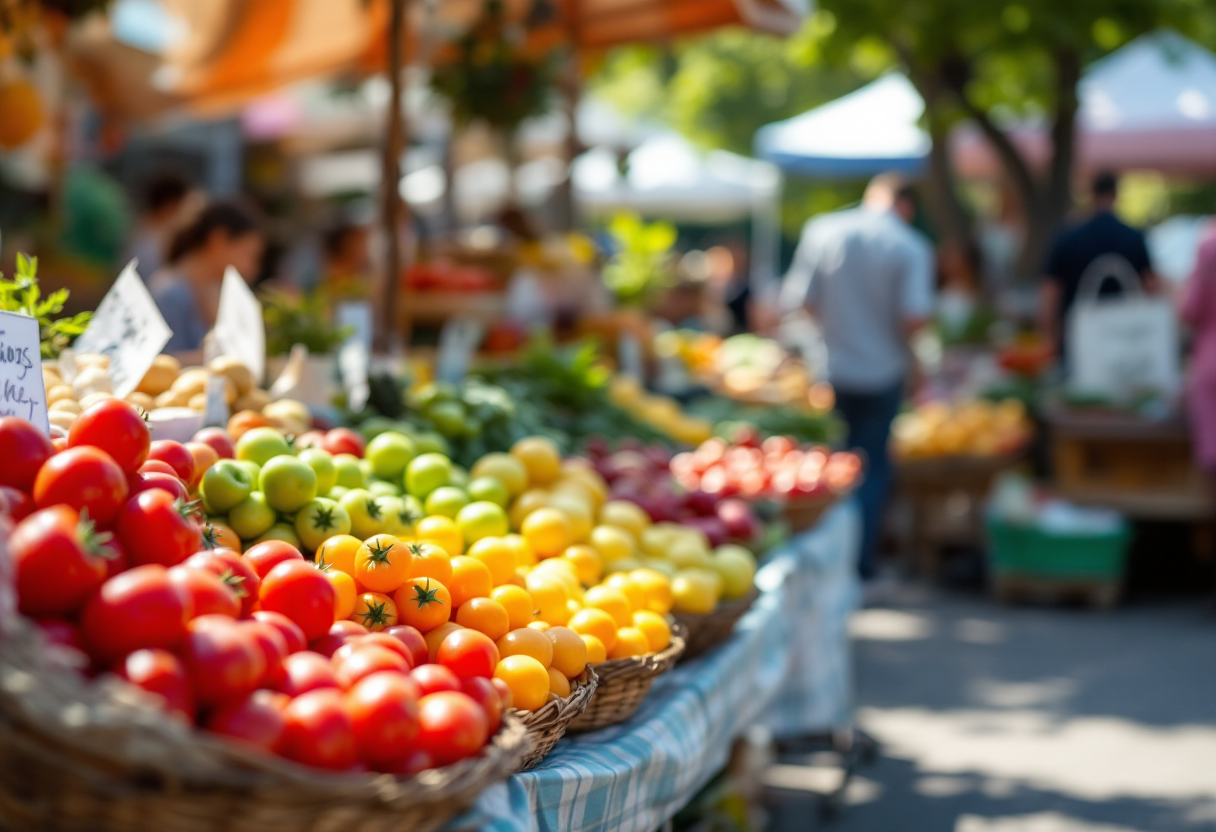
[426,400,467,438]
[448,466,469,489]
[358,458,375,481]
[259,456,319,514]
[405,452,452,499]
[327,485,350,501]
[332,454,364,489]
[339,488,386,539]
[254,523,302,550]
[412,431,450,457]
[368,480,403,498]
[413,381,457,409]
[425,486,471,519]
[298,448,336,495]
[375,495,415,538]
[199,459,255,514]
[466,475,510,508]
[365,432,416,481]
[455,500,509,545]
[235,427,292,467]
[294,497,352,552]
[228,492,276,541]
[358,416,399,440]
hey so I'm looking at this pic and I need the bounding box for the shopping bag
[1066,253,1180,400]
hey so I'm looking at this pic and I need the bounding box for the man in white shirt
[782,174,935,580]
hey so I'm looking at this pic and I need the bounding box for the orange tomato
[527,621,551,632]
[353,534,413,593]
[579,633,607,664]
[502,533,536,567]
[393,576,452,633]
[448,556,494,609]
[631,610,671,653]
[203,521,242,553]
[582,586,632,628]
[467,536,517,585]
[510,437,561,486]
[630,568,673,615]
[227,410,269,441]
[568,607,618,653]
[322,567,357,620]
[416,515,463,557]
[525,573,569,625]
[316,534,362,577]
[455,597,510,641]
[562,545,602,586]
[545,626,588,678]
[609,626,650,659]
[494,655,550,711]
[424,621,464,662]
[407,541,453,586]
[351,591,398,632]
[521,508,572,559]
[491,585,535,630]
[508,489,549,531]
[495,627,553,667]
[604,573,648,613]
[548,666,571,698]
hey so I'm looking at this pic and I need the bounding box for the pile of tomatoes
[670,435,863,501]
[0,404,508,774]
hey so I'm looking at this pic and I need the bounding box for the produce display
[891,398,1031,460]
[657,330,830,408]
[607,376,714,446]
[670,434,863,502]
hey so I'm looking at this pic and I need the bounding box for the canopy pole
[556,0,582,231]
[379,0,410,352]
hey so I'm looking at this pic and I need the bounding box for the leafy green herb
[262,290,354,357]
[0,253,92,358]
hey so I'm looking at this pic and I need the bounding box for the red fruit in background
[490,677,513,710]
[320,428,365,458]
[206,690,286,753]
[685,516,727,549]
[333,644,410,690]
[0,416,55,492]
[147,440,196,485]
[191,427,236,460]
[240,620,288,687]
[179,616,265,707]
[414,692,489,766]
[435,629,498,681]
[12,505,116,617]
[273,651,339,697]
[461,676,503,735]
[139,460,180,478]
[168,565,240,619]
[259,560,336,641]
[410,664,461,697]
[81,565,192,662]
[311,620,367,658]
[717,499,759,540]
[68,399,150,474]
[0,485,34,521]
[33,446,128,525]
[244,540,304,579]
[185,549,260,617]
[352,633,416,669]
[128,471,190,502]
[382,625,428,668]
[681,490,718,518]
[346,671,421,768]
[295,430,326,451]
[100,535,129,579]
[35,619,87,656]
[184,442,219,488]
[281,689,358,770]
[115,648,195,720]
[117,490,203,568]
[252,610,307,654]
[382,749,433,776]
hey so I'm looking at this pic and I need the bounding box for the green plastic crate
[985,516,1131,581]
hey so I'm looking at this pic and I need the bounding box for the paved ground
[764,583,1216,832]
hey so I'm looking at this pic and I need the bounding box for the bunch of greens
[262,291,353,357]
[0,253,91,358]
[601,213,677,307]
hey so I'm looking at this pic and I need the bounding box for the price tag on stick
[336,302,372,412]
[0,310,49,434]
[213,267,266,385]
[73,260,172,398]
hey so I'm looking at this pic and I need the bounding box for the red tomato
[241,620,288,687]
[295,430,326,451]
[435,629,499,681]
[138,460,180,478]
[68,399,150,474]
[168,565,240,619]
[35,618,87,656]
[0,485,33,521]
[415,691,489,766]
[259,560,336,642]
[461,676,504,735]
[184,549,260,617]
[409,664,461,697]
[382,625,428,669]
[81,565,192,662]
[244,540,304,580]
[251,610,307,654]
[273,651,340,697]
[490,677,513,710]
[128,471,190,502]
[351,633,415,669]
[33,446,128,525]
[320,428,365,458]
[281,689,358,770]
[11,505,114,617]
[117,489,203,568]
[100,535,128,580]
[311,620,368,658]
[179,616,266,707]
[332,644,410,690]
[191,427,236,460]
[345,671,421,769]
[0,416,55,493]
[381,749,433,776]
[115,648,195,720]
[147,440,196,485]
[206,690,286,753]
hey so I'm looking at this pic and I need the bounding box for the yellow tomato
[323,567,357,620]
[582,585,632,628]
[631,610,671,652]
[548,666,572,698]
[533,559,582,599]
[568,607,618,652]
[447,556,494,609]
[547,492,593,543]
[630,568,674,615]
[510,437,561,486]
[466,536,517,585]
[609,626,650,659]
[508,489,549,531]
[589,525,636,564]
[491,584,535,630]
[471,453,528,497]
[406,541,453,586]
[672,568,721,615]
[495,627,553,668]
[580,633,607,664]
[563,544,603,586]
[525,573,570,625]
[502,533,536,567]
[521,508,573,559]
[545,626,588,678]
[455,597,510,641]
[416,515,464,557]
[604,573,648,613]
[494,655,551,711]
[598,501,650,540]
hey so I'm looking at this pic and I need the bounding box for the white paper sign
[336,302,372,412]
[436,318,483,384]
[73,261,172,398]
[0,311,50,433]
[213,267,265,384]
[202,374,230,428]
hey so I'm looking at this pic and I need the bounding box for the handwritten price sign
[0,310,49,433]
[73,261,172,398]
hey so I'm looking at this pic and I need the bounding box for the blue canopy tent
[754,73,929,178]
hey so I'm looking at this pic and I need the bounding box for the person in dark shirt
[1039,172,1158,358]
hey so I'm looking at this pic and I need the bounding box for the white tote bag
[1066,253,1180,400]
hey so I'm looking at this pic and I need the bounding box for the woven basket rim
[515,666,599,727]
[586,623,686,685]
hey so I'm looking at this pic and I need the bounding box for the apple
[200,459,256,513]
[192,427,236,460]
[321,428,366,458]
[228,492,277,540]
[682,490,718,518]
[365,433,416,481]
[717,499,759,540]
[712,545,757,599]
[405,452,452,499]
[298,448,336,495]
[235,427,292,467]
[685,516,728,549]
[259,456,318,513]
[455,501,509,544]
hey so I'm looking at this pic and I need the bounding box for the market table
[465,501,861,832]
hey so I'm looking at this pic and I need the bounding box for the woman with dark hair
[150,199,265,362]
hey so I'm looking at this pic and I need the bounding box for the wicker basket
[514,667,598,771]
[672,587,760,661]
[566,624,686,734]
[0,613,531,832]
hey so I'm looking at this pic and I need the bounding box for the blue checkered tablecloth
[467,501,860,832]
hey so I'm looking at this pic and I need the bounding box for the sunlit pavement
[764,585,1216,831]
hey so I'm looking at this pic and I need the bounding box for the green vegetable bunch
[0,253,91,358]
[262,291,353,357]
[602,213,677,307]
